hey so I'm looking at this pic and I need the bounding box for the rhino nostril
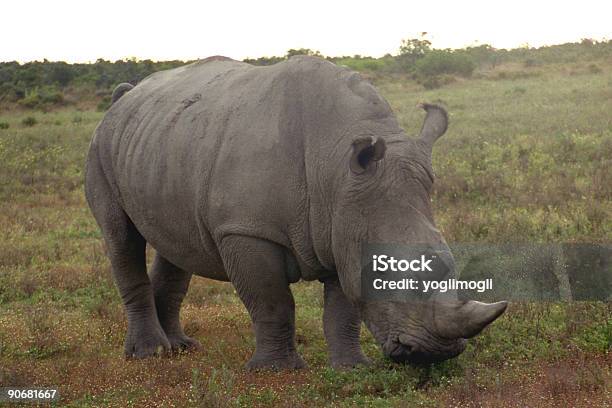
[399,342,413,353]
[389,342,413,363]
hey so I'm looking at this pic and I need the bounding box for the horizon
[2,0,610,64]
[1,37,610,65]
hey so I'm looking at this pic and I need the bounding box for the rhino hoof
[168,334,202,353]
[330,354,371,370]
[124,336,171,359]
[245,354,306,371]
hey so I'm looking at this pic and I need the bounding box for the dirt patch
[441,355,611,407]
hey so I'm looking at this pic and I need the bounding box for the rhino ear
[350,136,386,174]
[417,103,448,151]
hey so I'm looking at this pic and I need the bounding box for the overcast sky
[2,0,610,63]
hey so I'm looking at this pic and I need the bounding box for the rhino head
[331,104,507,364]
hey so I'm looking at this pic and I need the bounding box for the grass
[0,58,610,407]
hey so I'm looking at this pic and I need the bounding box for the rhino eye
[350,137,386,174]
[358,146,376,168]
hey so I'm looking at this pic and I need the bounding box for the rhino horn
[417,103,448,149]
[433,300,508,339]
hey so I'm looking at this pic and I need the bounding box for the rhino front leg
[322,277,371,368]
[150,254,201,352]
[219,235,305,370]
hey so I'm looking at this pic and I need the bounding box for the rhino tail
[111,83,134,105]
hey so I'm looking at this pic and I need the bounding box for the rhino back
[90,58,313,276]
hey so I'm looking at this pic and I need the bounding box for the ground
[0,59,610,407]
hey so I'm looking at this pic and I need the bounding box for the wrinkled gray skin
[85,55,507,369]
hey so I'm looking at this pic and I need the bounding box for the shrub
[335,57,388,72]
[462,44,501,69]
[242,56,284,66]
[18,90,41,109]
[21,116,37,127]
[491,70,540,81]
[420,74,457,90]
[285,48,322,58]
[510,86,527,95]
[415,50,476,78]
[49,62,74,86]
[41,86,64,105]
[96,96,111,112]
[0,121,9,130]
[398,37,432,70]
[588,64,602,74]
[0,83,22,103]
[18,86,64,109]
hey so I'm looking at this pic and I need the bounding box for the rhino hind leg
[219,235,306,370]
[150,254,201,352]
[322,277,371,368]
[85,157,170,358]
[98,213,170,358]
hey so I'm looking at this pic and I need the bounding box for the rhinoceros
[85,55,507,369]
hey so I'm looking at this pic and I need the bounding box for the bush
[491,70,540,81]
[0,83,21,103]
[420,74,457,90]
[506,86,527,95]
[462,44,502,69]
[334,57,388,72]
[17,91,40,109]
[398,37,432,70]
[243,56,285,66]
[96,96,111,112]
[588,64,602,74]
[415,50,476,78]
[0,121,9,129]
[21,116,37,127]
[285,48,322,58]
[18,86,64,109]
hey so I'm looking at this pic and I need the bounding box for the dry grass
[0,59,610,407]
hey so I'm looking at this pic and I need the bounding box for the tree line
[1,38,609,109]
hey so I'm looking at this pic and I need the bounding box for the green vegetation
[1,39,611,110]
[0,59,185,109]
[415,50,475,79]
[0,41,610,406]
[20,116,37,127]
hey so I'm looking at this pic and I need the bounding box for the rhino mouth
[361,299,507,365]
[383,334,467,364]
[382,334,467,364]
